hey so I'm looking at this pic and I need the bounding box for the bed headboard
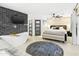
[50,25,67,30]
[0,6,28,35]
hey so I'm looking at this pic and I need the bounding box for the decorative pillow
[55,27,59,29]
[51,27,59,30]
[59,27,64,30]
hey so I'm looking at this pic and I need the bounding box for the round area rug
[26,41,64,56]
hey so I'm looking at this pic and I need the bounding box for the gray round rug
[26,41,64,56]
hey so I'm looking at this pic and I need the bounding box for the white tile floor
[17,36,79,56]
[1,36,79,56]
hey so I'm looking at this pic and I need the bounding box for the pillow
[51,27,56,29]
[59,27,64,30]
[51,27,59,30]
[55,27,59,29]
[51,27,54,29]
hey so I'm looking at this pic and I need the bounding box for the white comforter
[43,29,67,36]
[0,32,28,47]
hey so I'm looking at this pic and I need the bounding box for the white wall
[0,3,76,20]
[45,17,71,31]
[0,3,76,33]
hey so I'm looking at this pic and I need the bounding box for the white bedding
[0,32,28,47]
[43,29,67,36]
[0,49,11,56]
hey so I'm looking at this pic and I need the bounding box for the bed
[0,6,28,47]
[0,39,23,56]
[42,25,67,43]
[0,6,29,56]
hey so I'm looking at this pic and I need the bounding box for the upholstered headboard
[50,25,67,30]
[0,6,28,35]
[0,6,28,24]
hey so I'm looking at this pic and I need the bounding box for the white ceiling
[0,3,76,20]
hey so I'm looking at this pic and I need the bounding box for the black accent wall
[0,6,28,35]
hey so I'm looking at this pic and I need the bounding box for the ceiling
[0,3,76,20]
